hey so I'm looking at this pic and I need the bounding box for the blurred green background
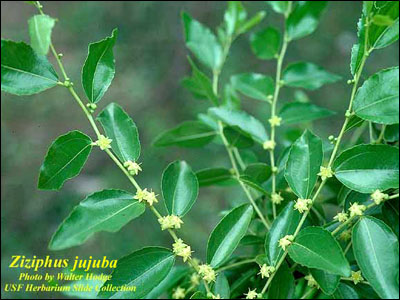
[1,1,399,299]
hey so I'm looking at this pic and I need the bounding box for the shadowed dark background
[1,1,399,299]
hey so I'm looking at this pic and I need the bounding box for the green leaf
[213,273,230,299]
[182,57,219,106]
[353,216,399,299]
[331,283,360,299]
[223,126,254,149]
[49,189,145,250]
[1,40,58,95]
[223,84,241,110]
[283,62,342,90]
[223,1,247,36]
[267,262,295,299]
[333,144,399,193]
[238,12,266,35]
[345,115,365,133]
[153,121,217,148]
[243,163,272,184]
[250,27,281,60]
[385,124,399,142]
[267,1,290,14]
[145,266,190,299]
[196,168,235,187]
[288,227,351,277]
[382,199,399,237]
[238,176,268,195]
[97,103,141,163]
[209,107,269,144]
[310,269,340,295]
[279,102,336,125]
[182,12,222,70]
[353,67,399,125]
[38,130,92,190]
[207,204,253,268]
[82,29,118,103]
[162,161,199,217]
[98,247,175,299]
[369,1,399,49]
[231,73,275,102]
[285,130,323,199]
[286,1,328,41]
[351,15,367,76]
[28,14,55,55]
[265,202,302,266]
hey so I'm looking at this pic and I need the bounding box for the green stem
[375,125,387,144]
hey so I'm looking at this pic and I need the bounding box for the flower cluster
[93,135,112,150]
[198,264,216,283]
[339,229,352,241]
[318,166,334,181]
[172,239,193,262]
[334,211,349,223]
[86,102,97,113]
[279,235,294,251]
[172,287,185,299]
[245,289,262,299]
[190,273,201,286]
[123,160,142,176]
[263,140,276,151]
[258,264,276,279]
[134,188,158,206]
[158,215,184,230]
[371,190,389,205]
[269,115,282,127]
[294,198,313,213]
[349,202,367,217]
[351,271,364,285]
[271,192,284,205]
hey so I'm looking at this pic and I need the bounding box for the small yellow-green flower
[172,287,186,299]
[339,229,352,242]
[294,198,313,213]
[198,264,216,283]
[158,215,184,230]
[94,135,112,150]
[371,190,389,205]
[124,160,142,176]
[271,192,284,205]
[190,273,201,286]
[263,140,276,151]
[279,235,294,251]
[245,289,261,299]
[349,202,367,217]
[269,115,282,127]
[318,166,334,181]
[258,264,276,279]
[305,274,319,288]
[133,189,159,206]
[172,239,193,262]
[334,211,349,223]
[351,271,364,285]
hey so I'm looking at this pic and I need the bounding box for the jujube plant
[1,1,399,299]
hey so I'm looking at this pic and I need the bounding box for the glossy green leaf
[231,73,275,102]
[213,273,230,299]
[333,144,400,193]
[153,121,217,148]
[98,247,175,299]
[345,115,365,133]
[351,15,367,76]
[354,67,399,125]
[243,163,272,184]
[97,103,141,163]
[1,40,58,95]
[279,102,336,125]
[82,29,117,103]
[145,266,190,299]
[288,227,351,277]
[286,1,328,41]
[382,199,399,237]
[369,1,399,49]
[209,107,269,144]
[353,216,399,299]
[250,27,281,60]
[283,62,341,90]
[28,14,55,55]
[285,130,323,199]
[196,168,235,187]
[162,161,199,217]
[223,1,247,36]
[182,57,219,106]
[310,269,340,295]
[332,283,360,299]
[182,12,222,70]
[49,189,145,250]
[239,12,266,35]
[265,202,302,266]
[207,204,253,268]
[238,176,268,195]
[267,1,290,14]
[267,262,295,299]
[223,126,254,149]
[38,130,92,190]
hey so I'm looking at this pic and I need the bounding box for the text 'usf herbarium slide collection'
[1,1,399,299]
